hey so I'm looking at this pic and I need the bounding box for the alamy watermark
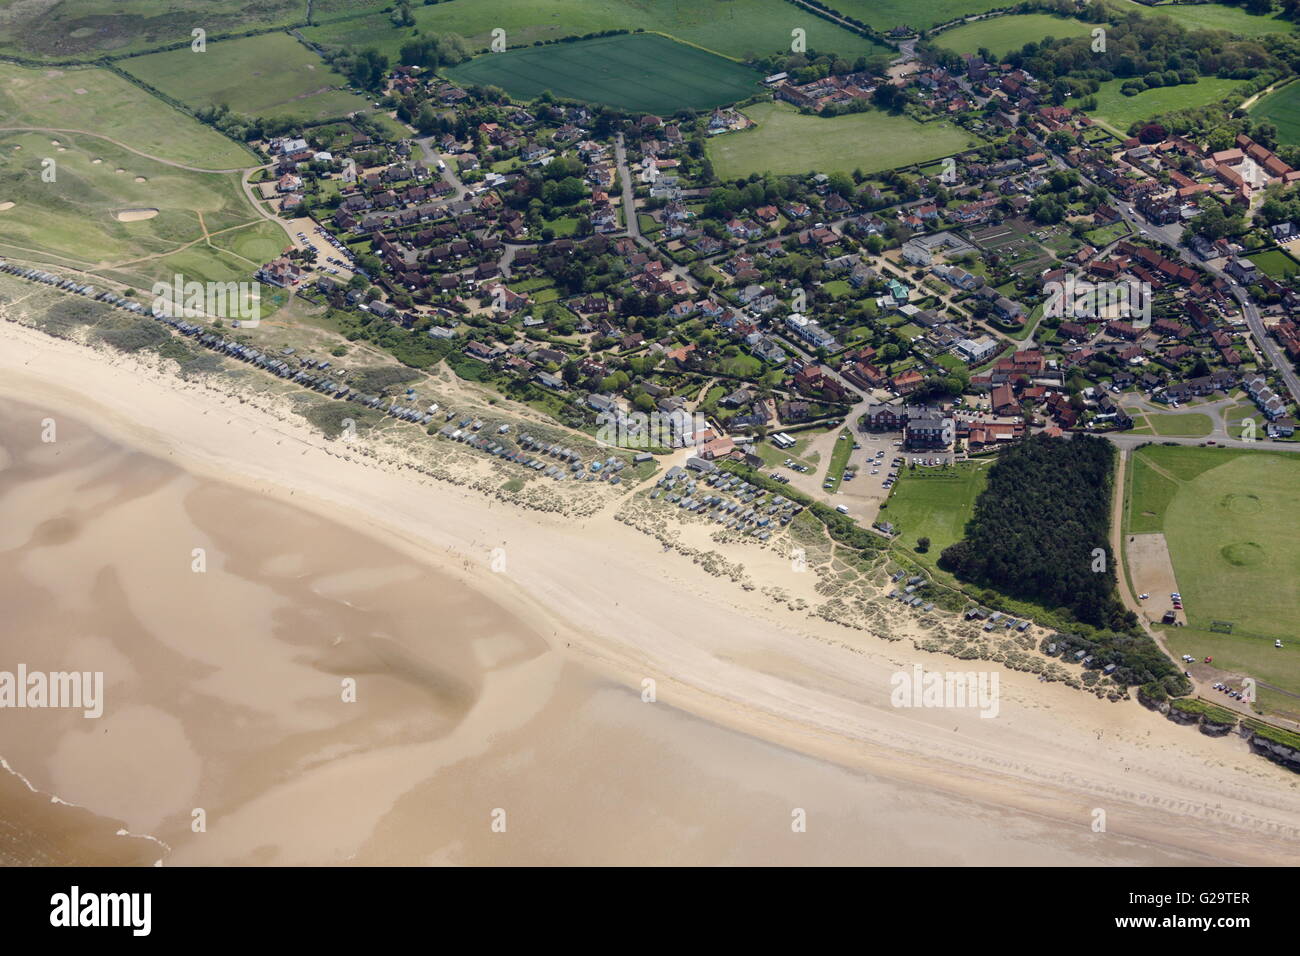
[891,664,1000,718]
[0,665,103,718]
[1044,276,1151,326]
[595,408,711,449]
[151,274,262,327]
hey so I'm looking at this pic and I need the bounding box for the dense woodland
[939,434,1134,631]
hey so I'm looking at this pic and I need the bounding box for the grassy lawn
[720,353,763,377]
[1247,247,1300,280]
[1223,402,1265,439]
[822,428,854,492]
[1072,76,1251,134]
[934,13,1096,58]
[881,461,990,568]
[1146,412,1214,437]
[1083,221,1131,247]
[307,0,888,60]
[120,33,369,123]
[0,62,256,169]
[1251,81,1300,147]
[1123,445,1300,699]
[0,129,267,293]
[444,33,762,114]
[710,101,976,179]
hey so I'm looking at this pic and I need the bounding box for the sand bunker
[92,158,102,164]
[134,176,147,183]
[0,202,14,212]
[114,208,158,222]
[115,168,125,174]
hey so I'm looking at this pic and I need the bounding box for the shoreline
[3,317,1299,865]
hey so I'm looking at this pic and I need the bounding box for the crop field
[1122,0,1295,37]
[0,62,256,169]
[820,0,1008,32]
[1074,77,1251,134]
[0,0,311,61]
[708,101,975,179]
[1251,81,1300,146]
[444,34,763,114]
[1124,445,1300,696]
[934,13,1097,58]
[119,33,370,124]
[0,129,282,297]
[305,0,889,61]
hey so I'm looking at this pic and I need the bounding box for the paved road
[415,135,470,202]
[1103,430,1298,453]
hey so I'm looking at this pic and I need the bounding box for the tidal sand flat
[0,322,1298,865]
[0,396,1206,866]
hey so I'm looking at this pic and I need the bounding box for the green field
[934,13,1097,58]
[0,129,282,300]
[821,0,1007,31]
[0,0,315,60]
[708,101,975,178]
[880,461,990,567]
[0,62,255,169]
[1145,412,1214,437]
[305,0,889,61]
[444,33,762,113]
[1073,76,1251,134]
[1222,401,1265,439]
[1251,81,1300,146]
[1249,246,1300,280]
[1122,0,1295,37]
[1124,446,1300,699]
[119,33,370,124]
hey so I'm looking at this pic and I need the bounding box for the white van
[835,505,849,514]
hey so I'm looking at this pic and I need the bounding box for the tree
[916,536,931,553]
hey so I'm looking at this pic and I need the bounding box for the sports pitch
[0,62,255,169]
[880,462,990,570]
[708,101,976,179]
[444,33,763,114]
[1124,445,1300,696]
[0,129,284,297]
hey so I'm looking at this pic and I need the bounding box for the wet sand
[0,319,1298,865]
[0,397,1210,866]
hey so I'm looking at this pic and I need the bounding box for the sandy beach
[2,317,1299,865]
